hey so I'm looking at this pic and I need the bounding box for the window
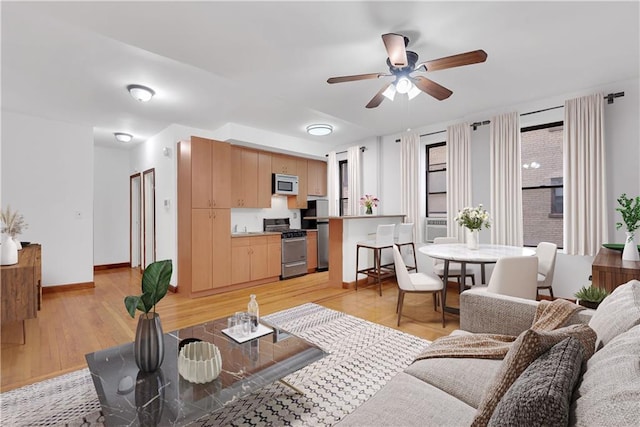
[521,121,563,248]
[339,160,348,216]
[426,142,447,217]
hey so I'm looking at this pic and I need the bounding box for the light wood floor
[0,268,460,392]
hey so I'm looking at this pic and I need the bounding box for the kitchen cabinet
[231,236,273,284]
[306,231,318,272]
[191,137,231,208]
[191,209,231,292]
[307,159,327,196]
[231,147,271,208]
[272,154,298,175]
[257,151,272,207]
[267,235,282,278]
[287,158,308,209]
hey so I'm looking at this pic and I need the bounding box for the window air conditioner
[425,217,448,243]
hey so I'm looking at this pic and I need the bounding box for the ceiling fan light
[407,84,421,100]
[382,84,397,101]
[395,77,412,94]
[306,124,333,136]
[127,84,155,102]
[114,132,133,143]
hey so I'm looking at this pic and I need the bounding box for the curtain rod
[394,91,624,142]
[325,146,367,157]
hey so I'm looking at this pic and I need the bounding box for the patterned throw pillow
[588,279,640,349]
[487,337,584,426]
[471,324,596,427]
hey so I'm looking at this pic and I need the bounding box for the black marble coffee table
[85,317,326,426]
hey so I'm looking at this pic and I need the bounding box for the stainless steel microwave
[272,174,299,195]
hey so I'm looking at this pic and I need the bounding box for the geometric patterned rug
[0,303,430,426]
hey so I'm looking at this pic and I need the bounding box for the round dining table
[419,243,536,314]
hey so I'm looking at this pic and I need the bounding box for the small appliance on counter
[301,199,329,271]
[263,218,307,279]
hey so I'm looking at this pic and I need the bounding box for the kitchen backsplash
[231,195,301,233]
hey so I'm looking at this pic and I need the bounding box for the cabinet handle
[212,200,216,207]
[209,211,212,219]
[208,199,212,207]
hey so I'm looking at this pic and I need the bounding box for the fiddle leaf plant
[124,259,172,318]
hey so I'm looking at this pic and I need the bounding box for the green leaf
[124,296,142,318]
[141,259,173,310]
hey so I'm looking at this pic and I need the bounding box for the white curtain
[446,123,472,241]
[347,146,362,216]
[490,112,523,246]
[400,132,421,242]
[327,151,339,216]
[564,93,608,255]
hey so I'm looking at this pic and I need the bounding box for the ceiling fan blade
[327,73,387,84]
[415,49,488,72]
[365,83,392,109]
[412,76,453,101]
[382,33,408,68]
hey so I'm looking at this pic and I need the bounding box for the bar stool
[355,224,396,296]
[395,223,417,272]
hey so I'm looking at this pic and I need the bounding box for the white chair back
[396,223,414,244]
[375,224,396,246]
[392,245,412,291]
[432,237,459,266]
[487,256,538,300]
[536,242,558,285]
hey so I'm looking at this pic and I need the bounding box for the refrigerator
[301,199,329,271]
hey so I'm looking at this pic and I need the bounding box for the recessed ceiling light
[114,132,133,143]
[306,124,333,136]
[127,84,155,102]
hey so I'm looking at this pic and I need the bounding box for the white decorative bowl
[178,341,222,383]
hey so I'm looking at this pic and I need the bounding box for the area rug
[1,303,430,426]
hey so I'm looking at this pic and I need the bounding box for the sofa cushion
[405,357,502,409]
[570,324,640,426]
[488,337,583,427]
[471,324,596,427]
[588,279,640,349]
[336,372,476,427]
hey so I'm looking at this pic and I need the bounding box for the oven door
[281,237,307,264]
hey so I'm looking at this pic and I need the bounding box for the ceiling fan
[327,33,488,108]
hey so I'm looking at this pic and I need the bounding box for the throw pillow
[471,324,596,427]
[487,337,584,427]
[588,279,640,349]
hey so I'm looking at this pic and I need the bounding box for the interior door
[142,168,156,269]
[130,173,142,269]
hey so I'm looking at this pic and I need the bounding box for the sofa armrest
[460,289,594,335]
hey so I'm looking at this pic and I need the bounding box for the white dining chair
[535,242,558,299]
[393,245,445,327]
[395,223,417,272]
[432,237,476,288]
[486,256,539,300]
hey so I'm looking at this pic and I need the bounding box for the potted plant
[615,193,640,261]
[125,259,172,372]
[454,204,491,250]
[574,285,609,310]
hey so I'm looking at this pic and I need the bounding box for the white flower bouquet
[454,204,491,231]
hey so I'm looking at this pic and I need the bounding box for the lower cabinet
[267,235,282,278]
[191,209,231,292]
[307,231,318,272]
[231,236,279,285]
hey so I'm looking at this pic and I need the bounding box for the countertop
[303,214,406,220]
[231,231,281,238]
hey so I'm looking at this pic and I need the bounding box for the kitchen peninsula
[324,215,406,287]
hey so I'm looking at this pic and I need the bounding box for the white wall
[1,110,94,286]
[94,146,130,265]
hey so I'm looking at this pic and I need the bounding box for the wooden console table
[1,244,41,343]
[592,247,640,293]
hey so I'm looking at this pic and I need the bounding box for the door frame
[142,168,157,269]
[129,173,142,269]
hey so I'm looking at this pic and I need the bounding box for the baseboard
[94,263,130,271]
[168,285,177,293]
[42,282,95,293]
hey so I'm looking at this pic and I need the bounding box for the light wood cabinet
[267,235,282,278]
[307,159,327,196]
[257,152,272,208]
[231,236,276,284]
[231,147,271,208]
[288,158,308,209]
[191,209,231,292]
[272,154,298,175]
[191,137,231,208]
[306,231,318,272]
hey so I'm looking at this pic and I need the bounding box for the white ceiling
[2,1,638,150]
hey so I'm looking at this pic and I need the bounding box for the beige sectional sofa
[338,280,640,427]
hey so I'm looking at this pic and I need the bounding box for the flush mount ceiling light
[306,124,333,136]
[114,132,133,143]
[127,84,155,102]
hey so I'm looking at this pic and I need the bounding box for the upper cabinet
[307,159,327,196]
[287,158,307,209]
[191,137,231,208]
[271,154,298,175]
[231,146,271,208]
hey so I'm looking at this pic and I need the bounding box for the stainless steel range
[264,218,308,279]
